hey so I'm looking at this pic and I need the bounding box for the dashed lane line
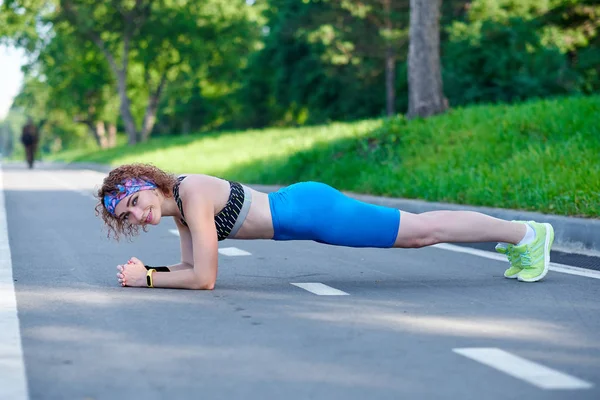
[454,347,593,390]
[169,230,252,256]
[291,282,349,296]
[218,247,252,256]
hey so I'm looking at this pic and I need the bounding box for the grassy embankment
[50,95,600,217]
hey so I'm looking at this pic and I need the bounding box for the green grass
[50,95,600,217]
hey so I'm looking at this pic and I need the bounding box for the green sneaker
[514,222,554,282]
[496,243,522,278]
[496,220,527,279]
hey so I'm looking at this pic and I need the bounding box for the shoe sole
[518,223,554,282]
[504,273,520,279]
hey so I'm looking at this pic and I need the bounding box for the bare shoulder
[178,174,225,193]
[177,174,231,212]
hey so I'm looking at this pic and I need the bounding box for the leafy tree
[238,0,412,127]
[37,21,118,147]
[442,0,597,105]
[537,0,600,93]
[444,17,571,104]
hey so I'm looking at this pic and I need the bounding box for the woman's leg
[393,210,526,248]
[394,210,554,283]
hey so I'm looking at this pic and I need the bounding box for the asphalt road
[1,162,599,400]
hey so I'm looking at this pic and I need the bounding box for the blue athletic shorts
[268,182,400,248]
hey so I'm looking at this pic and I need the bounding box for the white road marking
[291,282,349,296]
[454,348,593,390]
[169,230,251,256]
[549,264,600,279]
[433,243,600,280]
[0,162,30,400]
[218,247,252,256]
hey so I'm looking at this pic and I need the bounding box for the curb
[74,162,600,255]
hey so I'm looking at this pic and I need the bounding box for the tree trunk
[82,22,139,145]
[92,39,138,145]
[385,45,396,116]
[140,100,157,143]
[407,0,448,119]
[182,118,191,135]
[107,123,117,148]
[81,120,103,148]
[141,72,168,142]
[384,0,396,117]
[95,121,108,148]
[115,69,138,145]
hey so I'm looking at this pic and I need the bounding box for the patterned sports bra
[173,176,250,241]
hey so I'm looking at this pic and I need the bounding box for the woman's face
[113,189,161,226]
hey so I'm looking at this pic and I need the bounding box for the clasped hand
[116,257,146,287]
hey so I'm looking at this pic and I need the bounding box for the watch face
[147,274,152,287]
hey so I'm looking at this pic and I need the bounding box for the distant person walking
[21,118,39,169]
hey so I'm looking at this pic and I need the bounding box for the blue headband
[103,178,157,216]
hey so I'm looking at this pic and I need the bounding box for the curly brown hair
[95,163,178,241]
